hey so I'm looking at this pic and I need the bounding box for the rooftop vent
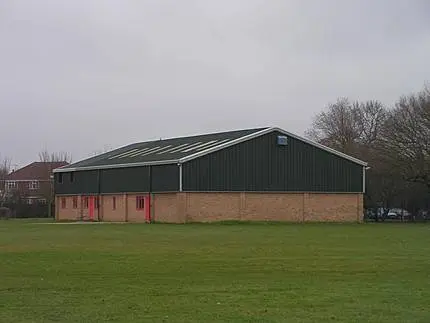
[277,135,288,146]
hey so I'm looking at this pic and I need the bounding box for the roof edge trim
[53,159,179,173]
[179,126,367,166]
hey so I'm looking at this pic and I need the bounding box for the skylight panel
[124,147,152,158]
[193,138,231,151]
[182,140,218,152]
[157,143,190,154]
[140,145,172,156]
[108,148,140,159]
[171,142,203,153]
[168,142,201,153]
[134,146,161,156]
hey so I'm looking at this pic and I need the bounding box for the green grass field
[1,220,429,322]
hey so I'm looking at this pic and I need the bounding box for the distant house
[5,162,69,204]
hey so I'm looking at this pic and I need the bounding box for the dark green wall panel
[55,170,99,194]
[101,167,150,193]
[151,164,179,192]
[182,131,363,192]
[55,164,179,195]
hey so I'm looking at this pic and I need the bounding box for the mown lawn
[0,220,429,322]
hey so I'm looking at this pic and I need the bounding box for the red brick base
[56,192,363,223]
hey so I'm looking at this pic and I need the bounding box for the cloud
[0,0,429,165]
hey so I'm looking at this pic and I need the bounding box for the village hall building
[54,127,367,223]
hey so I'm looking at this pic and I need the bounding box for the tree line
[306,84,430,219]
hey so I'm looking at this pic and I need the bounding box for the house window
[136,196,145,210]
[29,181,39,190]
[38,199,47,204]
[6,181,16,190]
[58,173,63,184]
[72,197,78,209]
[61,197,66,209]
[70,172,74,183]
[112,196,116,210]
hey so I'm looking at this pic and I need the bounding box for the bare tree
[0,156,11,179]
[38,149,72,163]
[306,98,387,158]
[306,98,361,154]
[354,100,387,145]
[378,86,430,191]
[0,156,11,206]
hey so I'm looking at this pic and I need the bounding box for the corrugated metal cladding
[55,164,178,194]
[100,167,149,193]
[182,131,363,192]
[55,170,99,195]
[151,164,179,192]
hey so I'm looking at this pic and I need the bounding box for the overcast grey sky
[1,0,429,166]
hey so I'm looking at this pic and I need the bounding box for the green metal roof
[55,126,367,173]
[55,127,269,172]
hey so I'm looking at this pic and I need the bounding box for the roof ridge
[128,126,270,145]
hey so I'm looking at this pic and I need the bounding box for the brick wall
[56,196,80,221]
[306,193,362,222]
[56,192,363,223]
[181,192,363,223]
[127,194,147,222]
[241,193,304,222]
[102,194,126,222]
[153,193,183,223]
[56,195,101,221]
[185,193,241,222]
[12,180,51,199]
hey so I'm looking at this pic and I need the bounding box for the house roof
[54,127,367,173]
[7,162,69,180]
